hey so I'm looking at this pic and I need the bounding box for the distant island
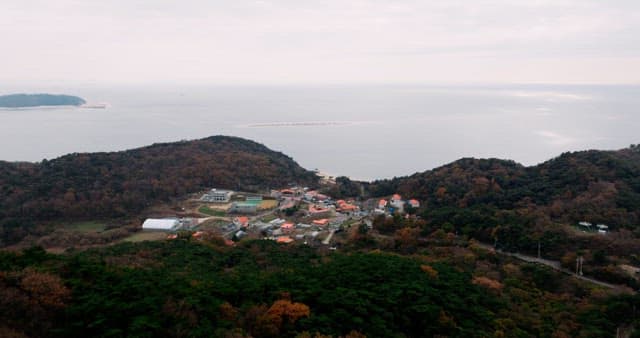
[0,93,86,108]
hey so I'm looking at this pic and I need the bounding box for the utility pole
[537,241,541,259]
[576,256,584,276]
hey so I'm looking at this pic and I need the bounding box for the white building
[201,189,233,203]
[390,194,404,209]
[408,199,420,208]
[142,218,180,231]
[578,221,593,228]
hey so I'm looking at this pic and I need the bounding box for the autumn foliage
[0,136,318,246]
[471,276,504,292]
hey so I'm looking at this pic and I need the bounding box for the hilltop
[0,93,86,108]
[0,136,317,245]
[365,148,639,219]
[362,146,640,228]
[320,146,640,267]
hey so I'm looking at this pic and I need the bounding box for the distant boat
[80,103,109,109]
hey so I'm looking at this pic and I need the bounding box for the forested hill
[2,240,636,337]
[0,136,317,222]
[365,145,640,229]
[0,94,86,107]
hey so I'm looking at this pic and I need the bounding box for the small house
[308,204,331,217]
[269,218,286,226]
[281,222,295,232]
[391,194,404,208]
[596,224,609,234]
[578,221,593,228]
[378,199,388,209]
[313,219,329,226]
[233,216,250,228]
[408,199,420,208]
[276,236,294,244]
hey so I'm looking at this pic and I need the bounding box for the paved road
[474,242,634,293]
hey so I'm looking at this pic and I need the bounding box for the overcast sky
[2,0,640,85]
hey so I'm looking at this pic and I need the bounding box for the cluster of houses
[578,221,609,234]
[253,217,343,244]
[374,194,420,214]
[142,186,423,246]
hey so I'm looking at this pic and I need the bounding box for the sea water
[0,84,638,180]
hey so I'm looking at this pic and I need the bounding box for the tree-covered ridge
[0,94,86,107]
[365,147,640,229]
[0,136,317,244]
[1,240,636,337]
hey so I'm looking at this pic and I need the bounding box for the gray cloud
[1,0,639,84]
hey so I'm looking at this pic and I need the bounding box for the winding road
[474,242,635,293]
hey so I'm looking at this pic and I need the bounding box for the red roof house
[276,236,294,244]
[312,219,329,226]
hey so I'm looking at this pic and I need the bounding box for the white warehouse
[142,218,180,231]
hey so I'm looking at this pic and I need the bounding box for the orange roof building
[409,199,420,208]
[315,194,328,200]
[392,194,402,201]
[336,199,358,212]
[281,222,295,232]
[312,219,329,226]
[276,236,294,244]
[234,216,249,227]
[308,204,330,214]
[338,203,358,212]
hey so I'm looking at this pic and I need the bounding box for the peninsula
[0,93,86,108]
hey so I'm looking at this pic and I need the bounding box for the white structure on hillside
[578,221,593,228]
[201,189,233,203]
[142,218,180,231]
[408,199,420,208]
[596,224,609,234]
[390,194,404,209]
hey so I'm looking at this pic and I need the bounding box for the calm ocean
[1,84,638,180]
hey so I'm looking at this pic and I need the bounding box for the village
[141,185,421,248]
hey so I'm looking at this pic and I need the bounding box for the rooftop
[276,236,294,243]
[142,218,179,230]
